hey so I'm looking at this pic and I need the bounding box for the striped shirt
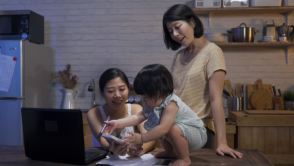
[170,42,226,131]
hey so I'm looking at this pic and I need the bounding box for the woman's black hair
[99,68,129,92]
[162,4,204,50]
[134,64,173,101]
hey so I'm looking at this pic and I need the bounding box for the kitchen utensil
[227,23,259,42]
[235,83,243,97]
[232,97,239,111]
[247,84,273,109]
[224,83,233,97]
[276,23,294,42]
[277,87,282,96]
[273,96,284,110]
[224,80,236,97]
[250,79,272,110]
[272,84,276,96]
[263,20,276,38]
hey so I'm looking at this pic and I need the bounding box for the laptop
[21,108,108,165]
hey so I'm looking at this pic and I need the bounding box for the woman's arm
[209,70,243,158]
[87,107,112,149]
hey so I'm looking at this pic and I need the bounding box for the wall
[2,0,294,109]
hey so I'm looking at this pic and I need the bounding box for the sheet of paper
[96,154,159,166]
[0,54,16,92]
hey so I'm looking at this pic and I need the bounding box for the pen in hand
[96,116,110,142]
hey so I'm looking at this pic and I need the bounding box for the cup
[263,36,273,41]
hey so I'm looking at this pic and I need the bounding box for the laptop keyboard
[85,151,101,160]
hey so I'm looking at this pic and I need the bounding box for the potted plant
[282,90,294,110]
[52,64,79,109]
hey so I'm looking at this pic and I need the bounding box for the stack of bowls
[204,33,226,43]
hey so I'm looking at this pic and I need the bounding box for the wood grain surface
[250,79,272,110]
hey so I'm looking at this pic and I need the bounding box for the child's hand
[127,144,143,157]
[104,120,118,135]
[124,131,142,146]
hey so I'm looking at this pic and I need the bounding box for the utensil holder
[273,96,284,110]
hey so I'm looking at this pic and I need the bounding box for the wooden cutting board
[245,110,294,115]
[250,79,272,110]
[247,84,273,109]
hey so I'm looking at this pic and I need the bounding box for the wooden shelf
[193,6,294,15]
[215,42,294,47]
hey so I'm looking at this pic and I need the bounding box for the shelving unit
[194,7,294,64]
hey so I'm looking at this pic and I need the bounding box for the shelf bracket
[282,11,293,25]
[283,46,293,64]
[208,12,212,33]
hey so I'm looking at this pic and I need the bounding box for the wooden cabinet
[229,111,294,166]
[82,114,91,136]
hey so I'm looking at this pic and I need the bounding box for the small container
[284,0,294,6]
[195,0,221,8]
[250,0,282,7]
[224,108,229,122]
[223,0,249,7]
[232,97,240,111]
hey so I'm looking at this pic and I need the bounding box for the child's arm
[105,110,147,134]
[126,102,178,144]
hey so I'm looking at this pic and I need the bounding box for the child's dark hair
[162,4,204,50]
[99,68,129,92]
[134,64,173,101]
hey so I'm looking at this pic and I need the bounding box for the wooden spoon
[235,83,243,97]
[225,80,236,97]
[224,83,233,97]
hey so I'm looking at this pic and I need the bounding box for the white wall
[2,0,294,109]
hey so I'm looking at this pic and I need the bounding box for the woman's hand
[108,139,128,156]
[127,144,143,157]
[104,120,119,135]
[216,143,244,159]
[124,131,142,145]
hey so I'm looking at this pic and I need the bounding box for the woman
[87,68,155,156]
[162,4,243,158]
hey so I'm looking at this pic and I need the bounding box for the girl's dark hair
[134,64,173,101]
[162,4,204,50]
[99,68,129,92]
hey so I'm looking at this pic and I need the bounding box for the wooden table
[0,146,273,166]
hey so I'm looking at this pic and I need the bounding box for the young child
[105,64,207,166]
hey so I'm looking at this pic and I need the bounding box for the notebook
[21,107,108,165]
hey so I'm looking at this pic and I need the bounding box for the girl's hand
[124,131,142,146]
[127,144,143,157]
[216,143,244,159]
[108,139,128,156]
[104,120,119,135]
